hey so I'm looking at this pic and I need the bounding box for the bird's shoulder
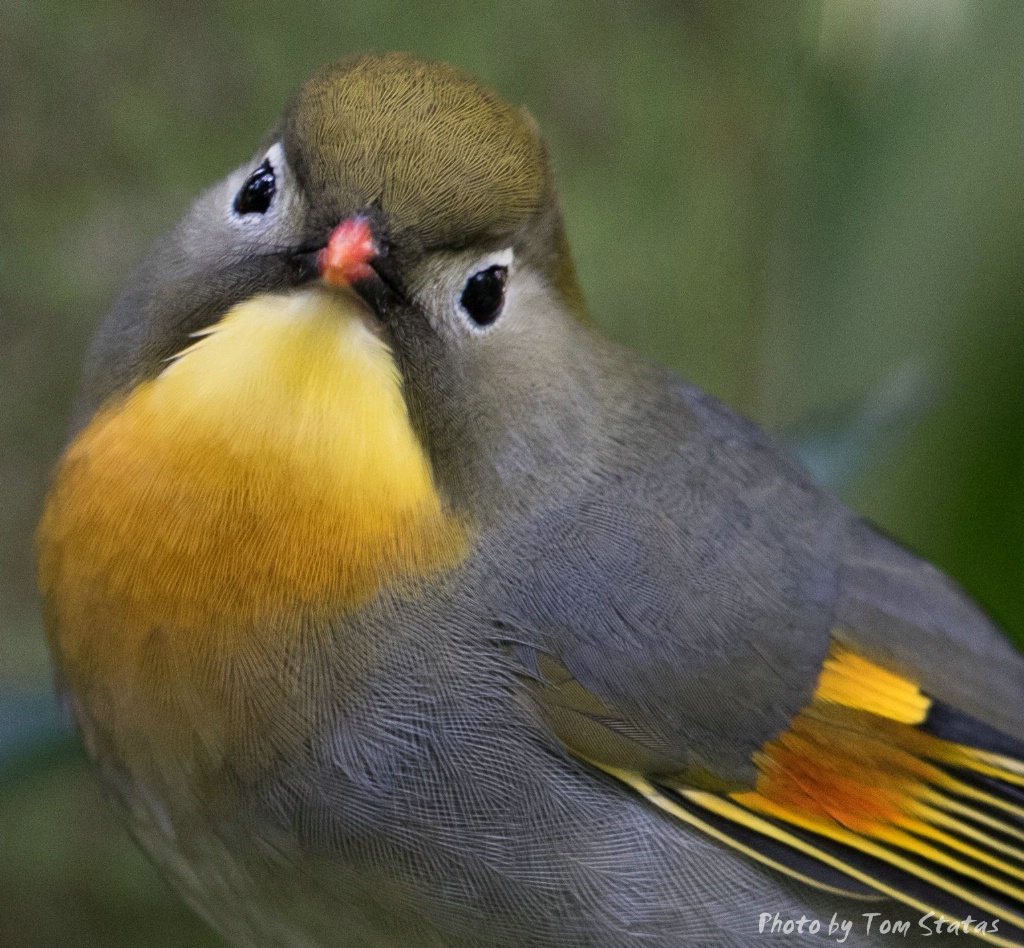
[480,370,848,780]
[478,365,1024,775]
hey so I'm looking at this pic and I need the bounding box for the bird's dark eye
[460,265,508,326]
[233,159,276,215]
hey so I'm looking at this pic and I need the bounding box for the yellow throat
[39,288,469,707]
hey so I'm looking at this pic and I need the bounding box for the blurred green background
[3,1,1023,945]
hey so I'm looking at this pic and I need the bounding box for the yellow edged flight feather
[570,641,1024,946]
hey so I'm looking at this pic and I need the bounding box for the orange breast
[38,289,468,769]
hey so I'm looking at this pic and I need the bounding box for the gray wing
[487,370,1024,778]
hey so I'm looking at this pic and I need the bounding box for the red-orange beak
[318,216,379,287]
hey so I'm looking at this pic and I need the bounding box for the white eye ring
[480,248,514,270]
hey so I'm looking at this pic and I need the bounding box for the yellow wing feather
[580,640,1024,947]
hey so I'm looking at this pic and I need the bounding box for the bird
[37,52,1024,947]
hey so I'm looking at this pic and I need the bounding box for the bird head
[77,53,604,515]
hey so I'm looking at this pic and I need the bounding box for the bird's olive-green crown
[282,53,551,252]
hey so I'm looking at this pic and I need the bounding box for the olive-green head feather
[284,53,550,252]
